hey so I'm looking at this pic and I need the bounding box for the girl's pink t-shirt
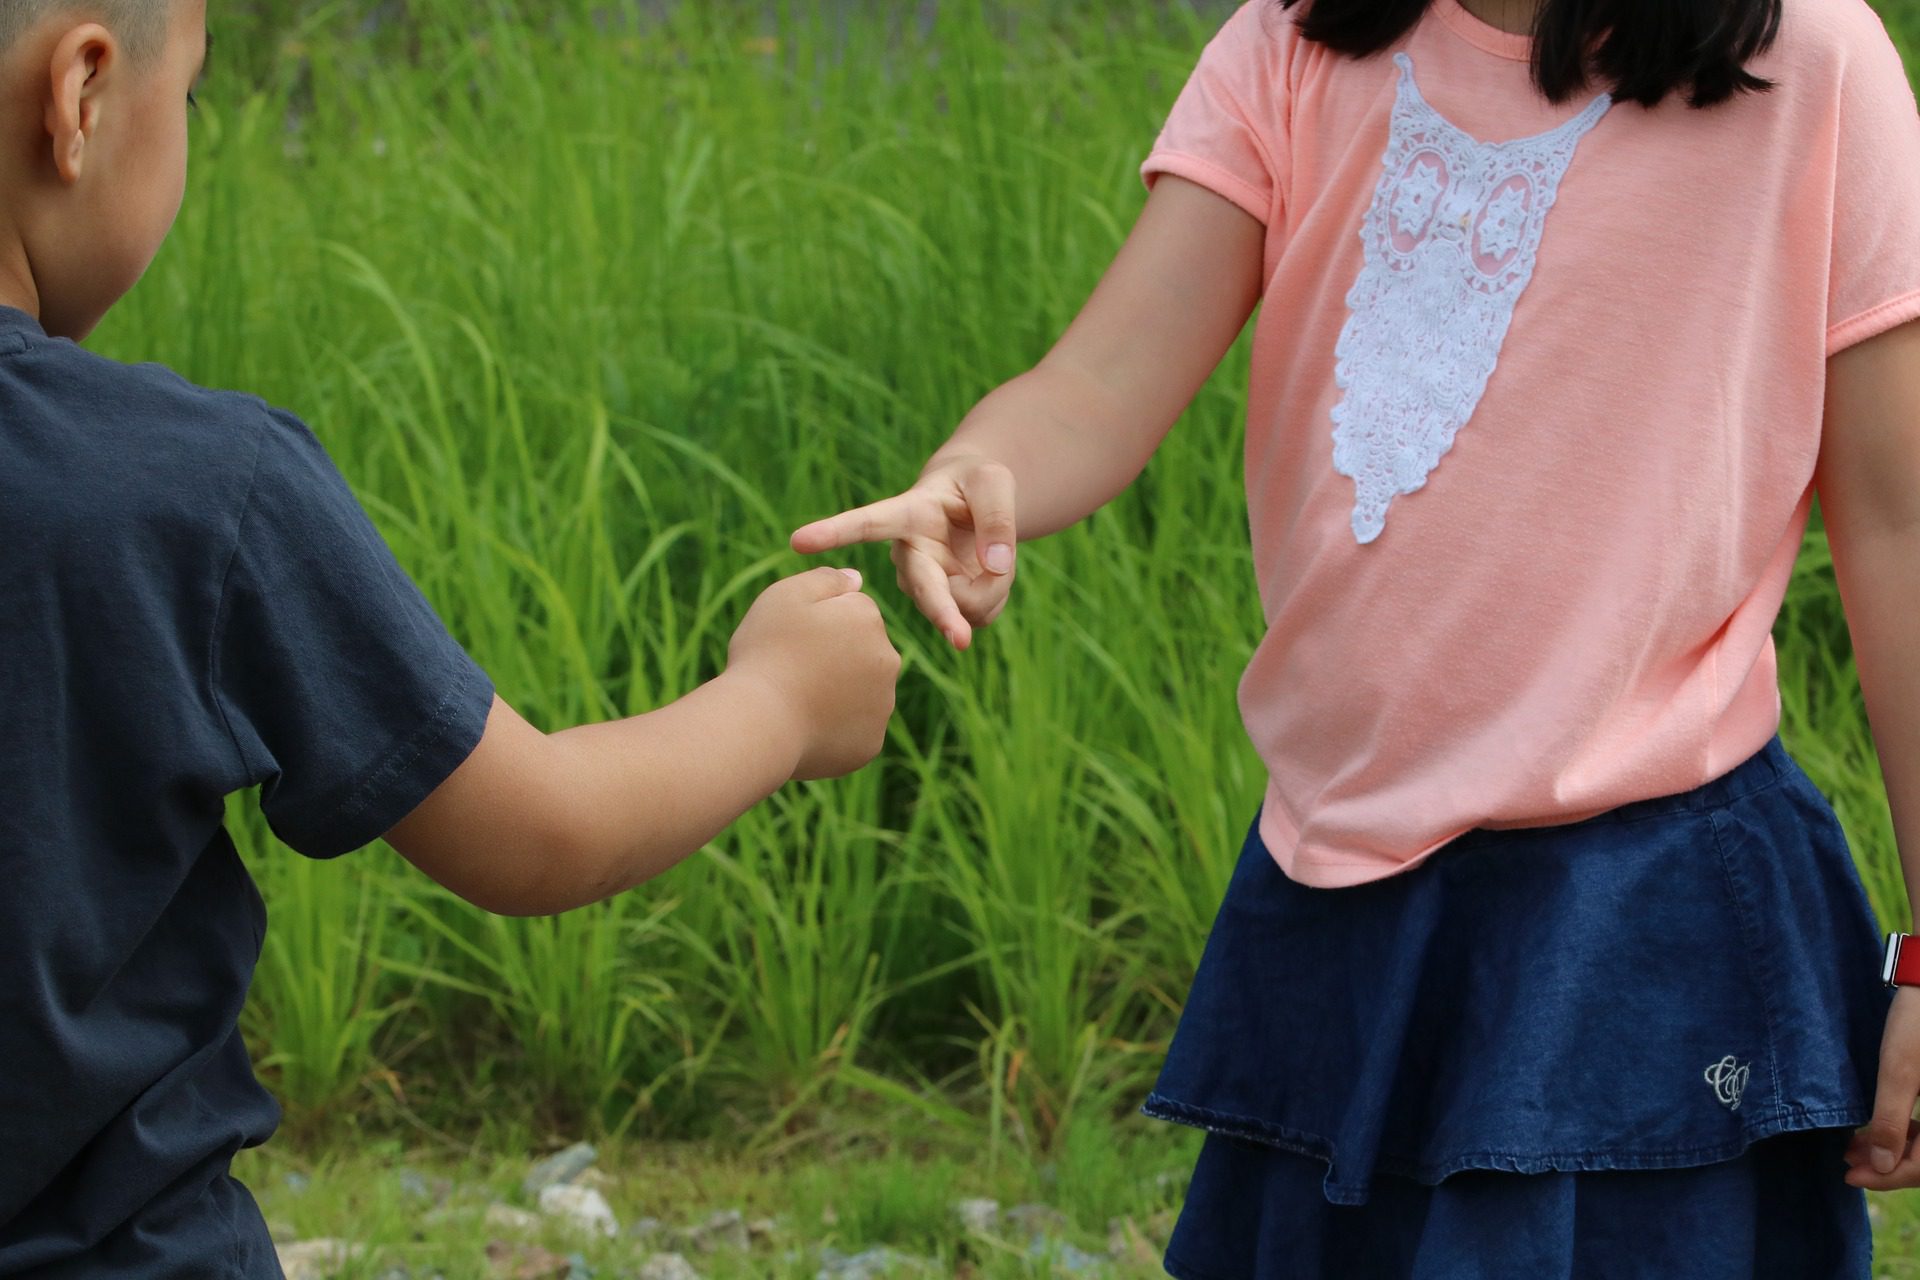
[1143,0,1920,887]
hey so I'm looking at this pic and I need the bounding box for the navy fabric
[0,307,494,1276]
[1165,1127,1871,1280]
[1145,737,1889,1275]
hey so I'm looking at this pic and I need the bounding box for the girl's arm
[1817,318,1920,1190]
[792,175,1265,647]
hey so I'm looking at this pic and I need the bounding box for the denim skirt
[1145,737,1891,1279]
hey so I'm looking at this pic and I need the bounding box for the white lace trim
[1331,54,1611,544]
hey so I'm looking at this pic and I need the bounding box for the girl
[793,0,1920,1273]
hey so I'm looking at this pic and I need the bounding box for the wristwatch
[1885,933,1920,987]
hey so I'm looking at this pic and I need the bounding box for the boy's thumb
[803,566,862,597]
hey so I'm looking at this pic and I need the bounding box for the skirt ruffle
[1145,737,1889,1262]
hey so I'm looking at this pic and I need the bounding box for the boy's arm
[384,567,898,917]
[1817,318,1920,1189]
[383,683,790,918]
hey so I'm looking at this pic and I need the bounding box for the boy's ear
[42,23,116,184]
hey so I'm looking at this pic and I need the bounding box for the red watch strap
[1889,934,1920,987]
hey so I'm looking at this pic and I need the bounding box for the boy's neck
[0,235,40,322]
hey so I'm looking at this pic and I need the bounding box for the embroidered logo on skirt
[1704,1055,1751,1111]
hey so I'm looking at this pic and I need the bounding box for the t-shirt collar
[0,306,47,339]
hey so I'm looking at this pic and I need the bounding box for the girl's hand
[790,454,1017,651]
[1844,986,1920,1190]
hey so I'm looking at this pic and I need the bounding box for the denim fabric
[1144,738,1887,1275]
[1164,1127,1871,1280]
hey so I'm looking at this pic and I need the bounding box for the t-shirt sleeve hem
[1141,151,1272,226]
[277,660,496,860]
[1827,288,1920,356]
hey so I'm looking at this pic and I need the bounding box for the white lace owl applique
[1331,53,1612,544]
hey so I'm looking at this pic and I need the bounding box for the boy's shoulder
[0,317,303,547]
[2,319,279,455]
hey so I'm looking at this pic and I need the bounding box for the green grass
[236,1113,1198,1277]
[80,0,1920,1260]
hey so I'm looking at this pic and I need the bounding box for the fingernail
[985,543,1014,574]
[840,568,862,586]
[1873,1145,1897,1173]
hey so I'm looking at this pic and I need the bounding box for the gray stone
[398,1169,452,1205]
[689,1209,749,1252]
[1004,1203,1070,1239]
[1027,1236,1109,1274]
[521,1142,599,1198]
[954,1198,1001,1235]
[484,1203,543,1234]
[814,1246,928,1279]
[276,1239,362,1280]
[636,1254,702,1280]
[537,1184,619,1239]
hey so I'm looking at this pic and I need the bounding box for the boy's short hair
[0,0,167,61]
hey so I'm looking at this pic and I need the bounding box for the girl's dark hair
[1277,0,1784,108]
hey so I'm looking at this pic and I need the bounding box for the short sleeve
[1141,0,1293,226]
[213,408,495,859]
[1826,7,1920,355]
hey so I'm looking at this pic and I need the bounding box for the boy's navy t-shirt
[0,306,495,1276]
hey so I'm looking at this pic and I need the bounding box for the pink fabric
[1142,0,1920,886]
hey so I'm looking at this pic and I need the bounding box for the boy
[0,0,902,1274]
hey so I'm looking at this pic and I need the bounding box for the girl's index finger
[791,492,942,554]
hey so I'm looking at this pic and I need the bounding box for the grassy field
[84,0,1920,1270]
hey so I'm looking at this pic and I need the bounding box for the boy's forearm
[928,358,1171,539]
[1831,520,1920,925]
[542,671,801,905]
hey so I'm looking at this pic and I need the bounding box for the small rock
[1005,1204,1071,1239]
[537,1184,619,1239]
[522,1142,599,1199]
[746,1216,780,1246]
[399,1169,454,1206]
[276,1239,362,1280]
[484,1240,572,1280]
[485,1203,543,1234]
[636,1253,702,1280]
[955,1198,1001,1235]
[1028,1235,1109,1274]
[815,1246,928,1279]
[689,1208,750,1252]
